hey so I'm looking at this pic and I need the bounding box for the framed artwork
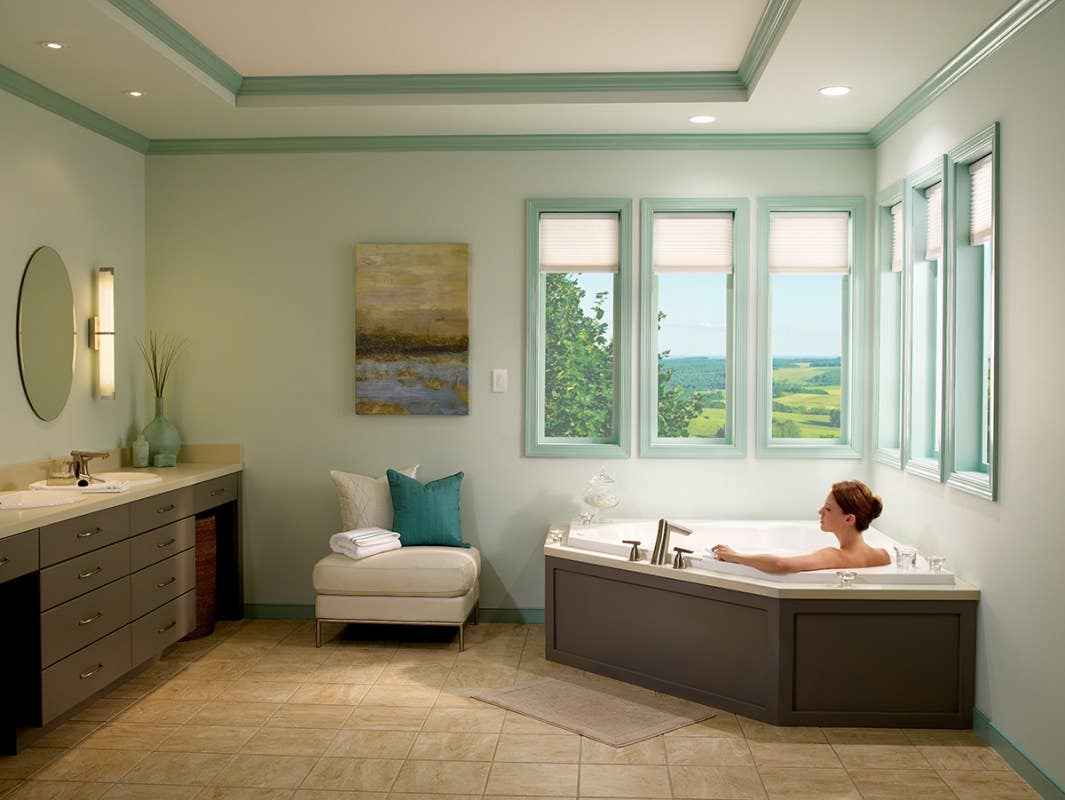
[355,243,469,415]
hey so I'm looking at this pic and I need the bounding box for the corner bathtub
[544,519,979,728]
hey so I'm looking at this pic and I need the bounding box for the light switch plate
[491,369,507,393]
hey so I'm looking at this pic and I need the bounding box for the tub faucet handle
[622,540,642,562]
[672,546,693,569]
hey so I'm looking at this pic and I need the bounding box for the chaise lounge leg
[472,602,479,625]
[458,623,464,652]
[315,619,321,648]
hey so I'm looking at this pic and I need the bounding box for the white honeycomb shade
[652,212,733,273]
[539,212,619,273]
[768,211,850,274]
[890,203,903,273]
[925,182,944,262]
[969,155,993,246]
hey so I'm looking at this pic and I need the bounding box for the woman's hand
[711,544,738,562]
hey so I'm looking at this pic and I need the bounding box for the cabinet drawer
[195,473,238,514]
[40,506,129,567]
[0,529,39,584]
[131,549,196,619]
[40,577,130,667]
[131,517,195,572]
[41,625,130,724]
[40,541,131,611]
[130,487,194,535]
[132,589,196,666]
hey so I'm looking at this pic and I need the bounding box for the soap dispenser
[132,435,150,468]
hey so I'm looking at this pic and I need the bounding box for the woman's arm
[711,545,845,575]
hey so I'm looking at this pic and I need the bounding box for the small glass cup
[894,544,918,571]
[927,555,946,573]
[836,570,857,588]
[547,525,566,546]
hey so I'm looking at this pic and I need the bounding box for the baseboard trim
[242,604,546,624]
[477,608,545,624]
[973,708,1064,799]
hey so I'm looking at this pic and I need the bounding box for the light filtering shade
[95,267,115,399]
[890,203,903,272]
[924,182,944,261]
[768,211,850,274]
[653,212,733,273]
[539,212,619,273]
[969,155,993,246]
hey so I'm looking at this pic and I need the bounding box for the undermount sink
[0,490,84,510]
[93,471,163,485]
[28,471,164,492]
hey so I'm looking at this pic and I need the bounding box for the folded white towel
[330,528,400,553]
[332,538,401,561]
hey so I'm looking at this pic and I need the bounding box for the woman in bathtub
[711,480,890,574]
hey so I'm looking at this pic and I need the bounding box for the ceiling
[0,0,1022,144]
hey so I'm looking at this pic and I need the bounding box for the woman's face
[818,492,850,533]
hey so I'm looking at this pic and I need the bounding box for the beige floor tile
[917,744,1011,770]
[360,686,440,708]
[71,699,135,723]
[664,737,753,766]
[157,724,257,754]
[500,712,572,735]
[176,660,253,681]
[268,703,354,729]
[294,791,388,800]
[241,727,339,756]
[749,742,841,769]
[432,690,487,708]
[6,781,109,799]
[342,706,429,731]
[310,665,386,684]
[34,749,148,783]
[376,664,451,687]
[392,760,491,795]
[322,651,396,668]
[443,666,518,691]
[0,749,64,780]
[148,679,232,702]
[757,767,859,799]
[211,754,317,789]
[115,699,203,725]
[103,678,161,701]
[289,683,369,706]
[392,794,479,800]
[197,787,294,800]
[847,769,956,799]
[197,642,274,662]
[422,707,504,733]
[31,721,101,749]
[80,723,178,750]
[301,757,403,792]
[242,663,318,683]
[133,661,187,682]
[493,733,579,763]
[668,765,767,799]
[323,730,416,759]
[388,651,458,668]
[188,701,282,727]
[737,719,825,744]
[481,797,572,800]
[219,681,300,703]
[938,770,1040,798]
[822,728,910,746]
[408,732,499,762]
[903,729,987,747]
[580,738,666,765]
[577,764,670,798]
[119,751,230,785]
[832,743,931,770]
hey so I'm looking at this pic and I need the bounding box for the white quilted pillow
[330,465,419,531]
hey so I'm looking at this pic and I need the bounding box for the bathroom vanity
[0,454,242,752]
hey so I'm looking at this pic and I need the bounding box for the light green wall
[0,90,146,470]
[144,148,874,612]
[874,2,1065,786]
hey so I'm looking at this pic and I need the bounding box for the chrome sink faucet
[651,519,693,565]
[69,450,109,483]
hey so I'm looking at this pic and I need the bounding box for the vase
[143,396,181,466]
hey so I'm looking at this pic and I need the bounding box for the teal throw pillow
[386,469,470,548]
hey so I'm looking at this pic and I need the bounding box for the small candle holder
[927,555,946,573]
[835,570,857,588]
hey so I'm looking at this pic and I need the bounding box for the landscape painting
[355,243,469,415]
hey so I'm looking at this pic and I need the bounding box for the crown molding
[737,0,801,93]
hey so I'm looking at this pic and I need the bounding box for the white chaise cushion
[330,465,418,530]
[313,546,480,598]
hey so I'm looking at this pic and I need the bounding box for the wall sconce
[89,267,115,399]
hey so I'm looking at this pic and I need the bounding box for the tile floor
[0,620,1041,799]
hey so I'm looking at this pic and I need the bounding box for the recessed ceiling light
[689,115,716,124]
[41,41,64,50]
[819,86,851,97]
[125,90,144,98]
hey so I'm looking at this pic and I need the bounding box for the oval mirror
[17,246,76,421]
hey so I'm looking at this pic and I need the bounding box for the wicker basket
[183,515,217,639]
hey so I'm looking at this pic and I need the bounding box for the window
[948,124,998,499]
[640,199,749,457]
[906,158,948,480]
[757,198,864,458]
[874,187,905,466]
[525,199,631,457]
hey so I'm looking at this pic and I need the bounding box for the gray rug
[472,677,716,747]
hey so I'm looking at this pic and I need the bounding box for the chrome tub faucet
[651,519,693,566]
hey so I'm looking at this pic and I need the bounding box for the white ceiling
[0,0,1016,140]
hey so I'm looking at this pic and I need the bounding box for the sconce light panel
[90,267,115,399]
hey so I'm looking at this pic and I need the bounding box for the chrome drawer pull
[156,576,177,589]
[157,620,177,634]
[210,488,225,497]
[156,538,177,549]
[156,504,176,514]
[78,566,103,580]
[80,663,104,680]
[77,527,102,539]
[79,611,103,626]
[0,556,8,567]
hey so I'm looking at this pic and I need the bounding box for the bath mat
[471,677,716,747]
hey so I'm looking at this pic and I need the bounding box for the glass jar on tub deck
[580,467,619,523]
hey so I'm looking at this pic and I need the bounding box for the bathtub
[564,518,954,585]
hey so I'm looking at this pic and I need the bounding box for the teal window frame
[639,198,749,458]
[873,182,906,467]
[903,156,949,483]
[756,196,865,459]
[524,198,632,458]
[946,123,999,500]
